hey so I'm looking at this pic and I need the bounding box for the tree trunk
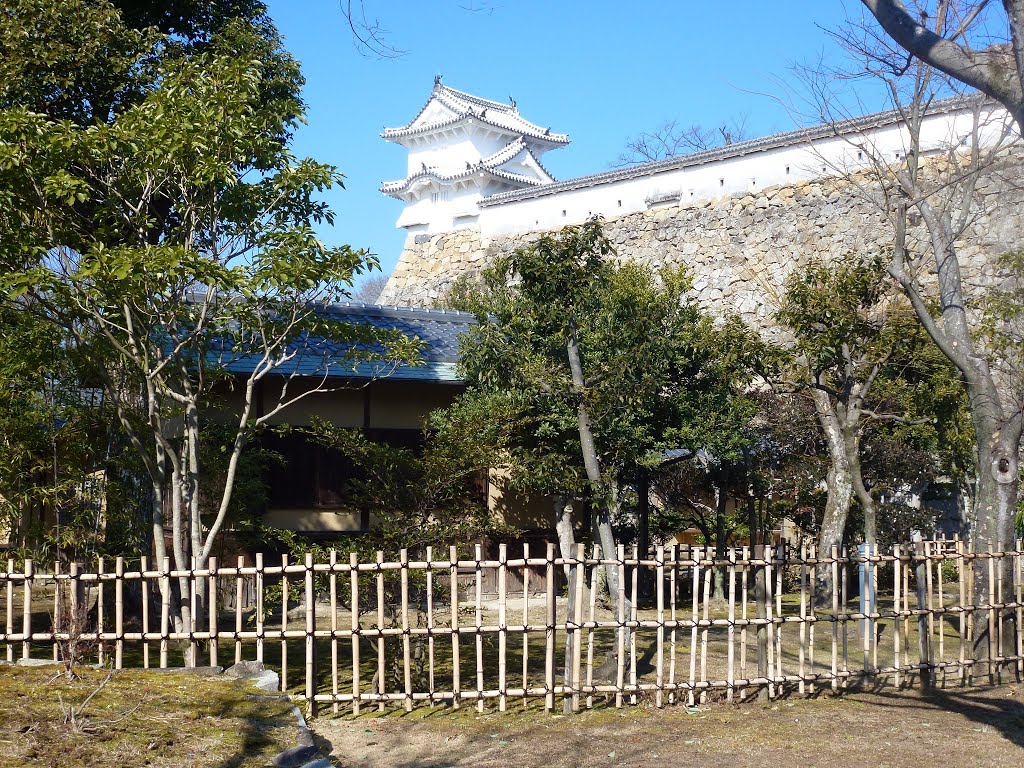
[812,390,853,605]
[714,464,729,599]
[845,426,877,546]
[554,496,579,713]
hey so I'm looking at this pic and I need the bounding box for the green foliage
[450,218,777,531]
[0,1,415,565]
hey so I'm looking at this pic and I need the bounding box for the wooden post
[53,561,61,662]
[798,544,807,695]
[97,557,106,667]
[766,547,776,699]
[956,539,967,685]
[585,544,599,710]
[669,544,678,705]
[754,544,768,701]
[305,552,317,719]
[829,546,838,691]
[187,556,196,668]
[740,545,749,701]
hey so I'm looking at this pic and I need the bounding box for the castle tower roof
[380,79,568,225]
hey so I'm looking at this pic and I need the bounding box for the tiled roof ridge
[383,106,569,145]
[327,300,478,322]
[436,83,516,113]
[479,94,981,207]
[380,144,549,196]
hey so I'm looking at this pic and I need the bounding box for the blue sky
[265,1,864,292]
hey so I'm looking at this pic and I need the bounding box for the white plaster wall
[388,105,1007,239]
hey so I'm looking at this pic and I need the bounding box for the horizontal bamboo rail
[2,539,1022,718]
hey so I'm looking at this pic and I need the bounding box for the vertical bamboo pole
[655,544,665,708]
[545,542,555,712]
[914,539,931,689]
[521,542,530,706]
[425,546,435,704]
[400,549,412,713]
[114,557,124,670]
[775,544,784,683]
[255,552,265,664]
[474,544,484,713]
[798,543,806,695]
[765,547,776,698]
[629,546,639,705]
[615,544,626,709]
[52,561,61,662]
[7,558,14,663]
[305,552,316,719]
[987,551,997,683]
[280,554,289,691]
[699,550,712,705]
[840,547,849,688]
[669,544,678,705]
[329,549,338,714]
[936,544,945,669]
[208,557,218,669]
[893,545,902,687]
[350,551,361,716]
[807,544,816,693]
[585,543,598,710]
[498,543,508,712]
[186,556,196,668]
[826,545,837,691]
[233,555,242,665]
[727,548,736,702]
[572,542,585,712]
[957,539,967,685]
[376,550,385,712]
[926,542,936,682]
[69,561,80,664]
[160,557,170,669]
[97,557,106,667]
[871,545,879,675]
[450,545,461,709]
[1015,542,1023,681]
[140,556,150,669]
[687,550,700,707]
[21,560,32,661]
[740,545,749,700]
[967,538,975,685]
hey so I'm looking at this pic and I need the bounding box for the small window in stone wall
[785,165,790,175]
[562,209,566,217]
[719,178,724,187]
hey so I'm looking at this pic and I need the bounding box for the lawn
[0,665,298,768]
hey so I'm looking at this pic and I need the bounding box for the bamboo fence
[2,539,1022,718]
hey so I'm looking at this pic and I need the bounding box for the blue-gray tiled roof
[218,302,476,383]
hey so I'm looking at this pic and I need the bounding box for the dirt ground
[312,683,1024,768]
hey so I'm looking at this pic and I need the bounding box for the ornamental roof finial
[434,73,442,88]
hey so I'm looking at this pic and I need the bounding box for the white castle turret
[380,77,569,235]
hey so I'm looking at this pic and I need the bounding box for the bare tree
[806,4,1022,664]
[612,115,751,167]
[351,274,390,303]
[860,0,1024,129]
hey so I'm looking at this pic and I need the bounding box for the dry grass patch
[0,666,296,768]
[312,684,1024,768]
